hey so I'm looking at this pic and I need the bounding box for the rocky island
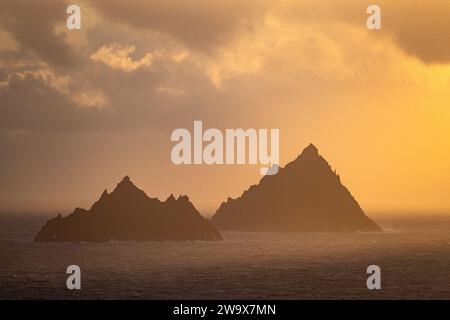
[35,176,223,242]
[212,144,381,232]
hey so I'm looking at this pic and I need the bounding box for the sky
[0,0,449,214]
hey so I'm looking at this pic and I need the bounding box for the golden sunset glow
[0,0,449,213]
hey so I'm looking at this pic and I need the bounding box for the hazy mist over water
[0,213,449,299]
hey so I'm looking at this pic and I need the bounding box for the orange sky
[0,0,449,214]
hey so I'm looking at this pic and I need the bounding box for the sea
[0,213,449,299]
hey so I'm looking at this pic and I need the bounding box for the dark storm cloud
[383,0,450,64]
[85,0,450,64]
[0,0,448,138]
[0,53,222,134]
[86,0,270,51]
[279,0,450,64]
[0,72,100,132]
[0,0,235,135]
[0,0,79,69]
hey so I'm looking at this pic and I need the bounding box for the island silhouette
[211,144,381,232]
[35,144,380,241]
[34,176,223,242]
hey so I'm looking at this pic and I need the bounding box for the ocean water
[0,213,449,299]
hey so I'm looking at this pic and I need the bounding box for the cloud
[277,0,450,64]
[72,89,109,108]
[0,68,108,107]
[86,0,270,51]
[0,68,111,135]
[381,0,450,64]
[0,0,80,69]
[1,0,449,133]
[1,0,449,136]
[91,44,154,71]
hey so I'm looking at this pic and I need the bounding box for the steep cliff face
[212,144,381,232]
[35,176,223,242]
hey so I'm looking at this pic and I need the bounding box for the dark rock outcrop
[212,144,381,232]
[35,176,223,242]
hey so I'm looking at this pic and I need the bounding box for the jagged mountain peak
[107,175,149,200]
[212,144,381,232]
[114,175,137,190]
[303,143,319,156]
[35,176,223,242]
